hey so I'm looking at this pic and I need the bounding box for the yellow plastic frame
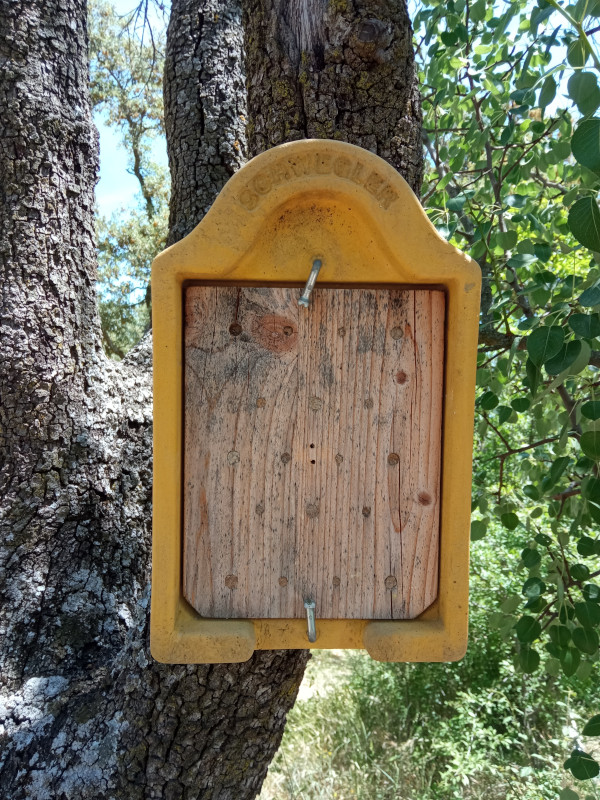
[151,140,481,664]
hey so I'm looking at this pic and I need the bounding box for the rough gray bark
[165,0,248,244]
[0,0,424,797]
[244,0,423,193]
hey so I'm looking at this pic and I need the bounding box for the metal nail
[304,599,317,642]
[298,259,323,308]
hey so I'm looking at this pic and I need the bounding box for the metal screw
[304,599,317,642]
[298,259,323,308]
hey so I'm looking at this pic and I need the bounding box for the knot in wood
[352,18,393,64]
[385,575,398,590]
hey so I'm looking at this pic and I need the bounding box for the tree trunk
[0,0,421,797]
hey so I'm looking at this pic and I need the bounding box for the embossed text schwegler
[238,152,400,212]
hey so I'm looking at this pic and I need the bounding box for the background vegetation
[90,0,600,794]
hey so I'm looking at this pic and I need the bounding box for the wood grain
[183,286,445,620]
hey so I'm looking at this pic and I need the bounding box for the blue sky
[93,0,168,218]
[95,116,168,217]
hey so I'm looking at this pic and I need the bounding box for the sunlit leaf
[581,431,600,460]
[526,326,564,366]
[564,749,600,780]
[582,714,600,736]
[572,118,600,174]
[568,198,600,252]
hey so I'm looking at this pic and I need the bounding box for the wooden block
[183,285,445,621]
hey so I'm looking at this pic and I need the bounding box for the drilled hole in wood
[310,459,316,465]
[229,322,242,336]
[310,443,315,448]
[283,326,293,336]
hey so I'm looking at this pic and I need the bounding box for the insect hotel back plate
[151,140,481,664]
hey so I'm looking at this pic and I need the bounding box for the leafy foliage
[415,0,600,785]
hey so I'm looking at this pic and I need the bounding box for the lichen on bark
[244,0,423,193]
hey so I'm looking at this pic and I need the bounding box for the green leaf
[470,519,487,541]
[538,75,556,108]
[567,38,591,68]
[574,601,600,628]
[559,786,579,800]
[564,749,600,780]
[577,536,599,556]
[560,646,581,677]
[522,547,541,567]
[569,313,600,338]
[511,397,530,412]
[447,194,467,212]
[501,594,522,613]
[573,626,599,655]
[579,282,600,306]
[534,242,552,262]
[497,230,518,249]
[523,576,545,600]
[583,583,600,602]
[581,401,600,420]
[545,340,582,375]
[524,484,540,500]
[549,625,571,647]
[518,646,540,672]
[572,563,591,581]
[441,29,459,46]
[568,72,600,115]
[515,615,542,643]
[526,358,540,395]
[526,326,564,366]
[507,253,537,268]
[497,405,512,424]
[550,456,570,485]
[582,714,600,736]
[568,198,600,252]
[572,118,600,174]
[581,430,600,460]
[479,390,499,410]
[501,512,519,530]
